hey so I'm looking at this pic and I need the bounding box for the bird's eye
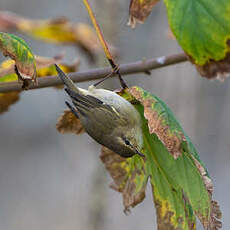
[124,139,130,145]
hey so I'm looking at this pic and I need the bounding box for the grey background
[0,0,229,229]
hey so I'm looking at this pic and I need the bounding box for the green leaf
[56,110,85,135]
[127,0,230,79]
[164,0,230,79]
[101,86,222,230]
[0,32,36,87]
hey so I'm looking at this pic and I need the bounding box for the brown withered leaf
[56,110,84,135]
[35,54,64,69]
[100,146,148,212]
[191,52,230,81]
[0,92,19,114]
[128,0,159,28]
[0,11,102,62]
[0,11,19,31]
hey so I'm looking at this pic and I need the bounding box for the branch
[0,53,188,93]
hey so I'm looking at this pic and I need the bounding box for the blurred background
[0,0,229,229]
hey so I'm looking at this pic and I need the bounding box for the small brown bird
[55,64,144,158]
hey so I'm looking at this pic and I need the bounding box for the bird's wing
[65,87,119,118]
[55,63,127,128]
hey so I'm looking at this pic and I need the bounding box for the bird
[55,64,144,158]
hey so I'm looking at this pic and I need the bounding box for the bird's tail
[55,64,80,94]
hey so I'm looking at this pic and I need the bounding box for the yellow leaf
[0,92,19,114]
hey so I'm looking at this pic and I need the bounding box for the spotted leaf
[0,32,36,88]
[128,0,160,28]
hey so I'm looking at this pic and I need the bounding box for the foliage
[0,32,36,87]
[128,0,230,80]
[0,53,79,114]
[104,87,221,230]
[0,1,225,229]
[57,86,222,230]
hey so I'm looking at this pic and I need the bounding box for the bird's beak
[134,148,145,158]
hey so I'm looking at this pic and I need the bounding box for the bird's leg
[93,66,118,87]
[93,63,128,89]
[109,60,128,89]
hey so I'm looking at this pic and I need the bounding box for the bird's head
[108,123,144,158]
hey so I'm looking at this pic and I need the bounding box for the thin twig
[0,53,188,93]
[82,0,127,88]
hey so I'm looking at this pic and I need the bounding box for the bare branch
[0,53,187,93]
